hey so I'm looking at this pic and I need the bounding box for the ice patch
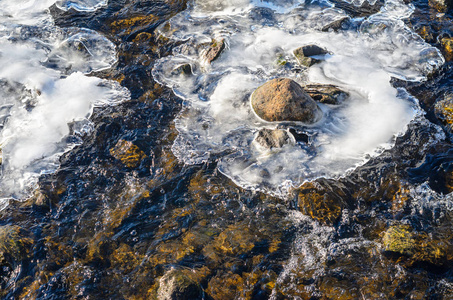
[153,0,444,197]
[0,0,128,202]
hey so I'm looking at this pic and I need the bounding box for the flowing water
[0,0,453,299]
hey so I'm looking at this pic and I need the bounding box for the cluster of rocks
[249,45,348,150]
[171,39,349,151]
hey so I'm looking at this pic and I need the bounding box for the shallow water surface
[1,0,453,299]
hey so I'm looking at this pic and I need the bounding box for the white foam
[153,0,443,197]
[0,0,128,201]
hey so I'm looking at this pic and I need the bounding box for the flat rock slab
[304,84,349,105]
[251,78,322,123]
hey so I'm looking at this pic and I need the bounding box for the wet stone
[304,84,349,105]
[156,269,203,300]
[201,38,225,64]
[434,95,453,133]
[383,225,453,267]
[441,38,453,61]
[254,128,295,149]
[171,64,192,76]
[297,181,347,225]
[383,225,416,256]
[321,16,349,32]
[251,78,322,123]
[109,139,147,168]
[429,0,453,12]
[293,45,329,67]
[0,225,33,267]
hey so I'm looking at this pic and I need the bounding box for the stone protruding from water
[304,84,349,105]
[251,78,322,123]
[254,128,295,149]
[201,38,225,64]
[156,269,203,300]
[293,45,329,67]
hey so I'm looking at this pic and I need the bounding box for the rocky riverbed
[1,0,453,299]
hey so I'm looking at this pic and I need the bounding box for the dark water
[2,0,453,299]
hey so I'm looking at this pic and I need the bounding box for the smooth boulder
[251,78,322,123]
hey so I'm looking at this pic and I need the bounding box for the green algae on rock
[434,95,453,133]
[383,225,416,256]
[110,139,147,168]
[297,181,349,225]
[0,226,33,267]
[154,269,203,300]
[383,225,453,267]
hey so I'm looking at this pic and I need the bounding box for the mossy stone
[383,225,416,256]
[156,269,203,300]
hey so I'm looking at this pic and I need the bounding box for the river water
[0,0,453,298]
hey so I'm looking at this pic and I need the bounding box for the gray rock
[254,128,295,149]
[303,84,349,105]
[251,78,322,123]
[321,16,349,32]
[201,39,225,64]
[293,45,329,67]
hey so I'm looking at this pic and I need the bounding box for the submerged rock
[304,84,349,105]
[434,96,453,132]
[171,63,192,76]
[110,139,147,168]
[383,225,416,256]
[441,38,453,61]
[429,0,452,12]
[156,269,203,300]
[0,225,33,268]
[383,225,453,267]
[251,78,322,123]
[254,128,295,149]
[293,45,329,67]
[297,181,348,225]
[201,39,225,64]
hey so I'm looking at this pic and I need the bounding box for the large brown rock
[251,78,322,123]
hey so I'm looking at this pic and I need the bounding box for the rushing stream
[0,0,453,298]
